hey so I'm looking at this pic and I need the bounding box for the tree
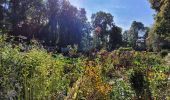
[149,0,170,39]
[0,0,8,31]
[40,0,60,45]
[0,0,89,49]
[4,0,45,40]
[146,26,160,51]
[91,11,114,49]
[122,31,129,43]
[78,8,91,51]
[127,21,145,49]
[91,11,123,50]
[37,0,90,49]
[109,25,122,50]
[57,1,89,48]
[0,1,3,26]
[149,0,162,12]
[81,22,92,51]
[0,0,92,51]
[149,0,170,50]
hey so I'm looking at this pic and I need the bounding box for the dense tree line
[0,0,88,48]
[0,0,169,51]
[0,0,123,51]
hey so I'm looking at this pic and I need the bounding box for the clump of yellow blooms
[78,61,112,99]
[147,71,168,81]
[65,61,112,100]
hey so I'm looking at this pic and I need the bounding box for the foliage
[149,0,170,40]
[0,36,69,99]
[91,11,122,50]
[123,21,148,50]
[148,0,170,50]
[0,0,90,48]
[0,35,169,99]
[76,62,112,100]
[109,25,122,50]
[160,49,169,57]
[95,49,169,99]
[0,0,170,99]
[91,11,114,49]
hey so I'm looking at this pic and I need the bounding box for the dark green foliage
[0,0,90,49]
[109,25,122,50]
[0,4,3,22]
[130,69,153,100]
[130,71,145,98]
[160,49,168,57]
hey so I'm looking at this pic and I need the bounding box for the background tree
[108,25,122,50]
[122,30,129,46]
[126,21,145,49]
[4,0,46,40]
[80,22,92,51]
[57,1,89,48]
[0,1,3,29]
[91,11,114,49]
[0,0,90,50]
[40,0,60,45]
[0,0,9,33]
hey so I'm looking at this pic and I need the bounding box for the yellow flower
[159,73,167,78]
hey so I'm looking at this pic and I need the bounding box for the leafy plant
[160,49,169,58]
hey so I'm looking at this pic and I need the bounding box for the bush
[0,36,69,99]
[160,49,169,57]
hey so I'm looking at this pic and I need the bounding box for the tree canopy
[149,0,170,40]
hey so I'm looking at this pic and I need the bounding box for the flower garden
[0,36,169,100]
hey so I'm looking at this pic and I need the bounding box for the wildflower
[159,73,167,78]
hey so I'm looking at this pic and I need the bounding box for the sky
[69,0,155,31]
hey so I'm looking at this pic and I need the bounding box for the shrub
[0,36,69,99]
[76,62,112,100]
[160,49,169,57]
